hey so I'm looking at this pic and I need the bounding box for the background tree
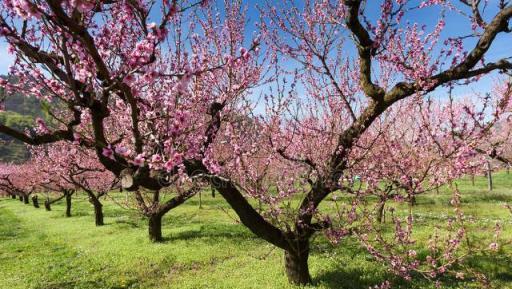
[0,162,40,204]
[31,142,117,225]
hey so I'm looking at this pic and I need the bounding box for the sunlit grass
[0,171,511,289]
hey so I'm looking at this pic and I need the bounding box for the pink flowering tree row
[0,161,41,203]
[30,142,117,224]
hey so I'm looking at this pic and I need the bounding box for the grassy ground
[1,172,512,289]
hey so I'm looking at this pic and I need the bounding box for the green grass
[1,172,512,289]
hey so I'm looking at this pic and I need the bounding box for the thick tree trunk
[148,213,163,242]
[32,195,40,208]
[18,195,23,201]
[11,195,16,199]
[23,195,29,204]
[65,193,72,217]
[92,199,104,226]
[284,240,312,285]
[44,199,52,211]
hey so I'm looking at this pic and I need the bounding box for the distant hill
[0,75,43,163]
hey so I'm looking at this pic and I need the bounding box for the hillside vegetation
[0,76,42,163]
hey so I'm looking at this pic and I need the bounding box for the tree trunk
[23,195,29,204]
[44,199,51,211]
[65,193,72,217]
[18,195,23,202]
[471,174,475,186]
[284,240,312,285]
[376,200,385,223]
[199,191,202,209]
[92,199,104,226]
[32,195,40,208]
[487,161,493,191]
[11,195,16,199]
[148,213,163,242]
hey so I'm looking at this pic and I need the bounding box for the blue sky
[0,0,509,98]
[0,41,13,74]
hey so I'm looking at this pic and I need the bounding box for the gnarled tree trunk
[284,239,312,285]
[148,213,163,242]
[134,189,197,243]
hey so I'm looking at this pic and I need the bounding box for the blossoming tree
[31,142,117,225]
[202,0,512,284]
[0,161,40,204]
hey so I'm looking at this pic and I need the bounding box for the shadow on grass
[466,253,512,282]
[112,219,141,228]
[315,253,512,289]
[461,192,512,203]
[315,268,387,289]
[163,224,254,243]
[186,198,232,209]
[36,280,139,289]
[316,266,471,289]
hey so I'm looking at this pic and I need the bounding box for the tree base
[284,247,312,285]
[32,196,40,208]
[44,201,51,211]
[94,203,104,226]
[148,214,163,242]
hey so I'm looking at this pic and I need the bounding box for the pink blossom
[102,146,114,160]
[132,154,145,167]
[35,117,49,133]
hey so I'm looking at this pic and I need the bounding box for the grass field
[1,172,512,289]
